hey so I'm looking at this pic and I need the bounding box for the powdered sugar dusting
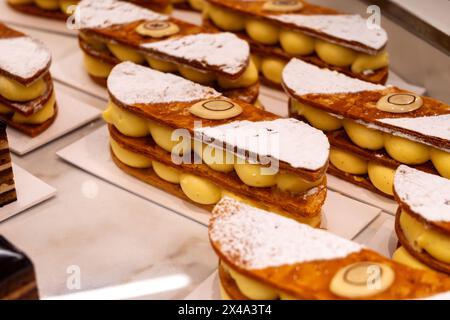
[75,0,167,29]
[271,14,387,51]
[210,197,363,269]
[195,118,329,170]
[394,166,450,222]
[107,62,221,105]
[283,58,385,95]
[142,33,250,76]
[378,115,450,143]
[0,36,51,80]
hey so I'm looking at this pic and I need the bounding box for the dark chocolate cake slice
[0,120,16,207]
[0,236,39,300]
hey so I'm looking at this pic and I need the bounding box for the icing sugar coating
[394,166,450,222]
[271,14,388,51]
[142,32,250,76]
[75,0,167,29]
[378,115,450,143]
[282,58,385,96]
[210,197,363,270]
[0,36,51,81]
[107,62,221,105]
[195,118,329,170]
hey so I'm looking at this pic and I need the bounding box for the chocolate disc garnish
[329,262,395,298]
[377,93,423,113]
[135,20,179,38]
[263,0,304,12]
[190,99,243,120]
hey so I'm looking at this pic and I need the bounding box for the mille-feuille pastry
[202,0,389,88]
[0,121,16,208]
[6,0,171,20]
[103,61,329,226]
[210,197,450,300]
[0,235,39,300]
[76,0,260,104]
[0,24,58,137]
[392,166,450,275]
[282,58,450,199]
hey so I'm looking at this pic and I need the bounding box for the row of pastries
[1,0,449,300]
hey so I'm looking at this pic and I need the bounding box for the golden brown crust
[211,242,450,300]
[0,103,58,137]
[80,38,259,104]
[110,125,326,220]
[286,87,450,150]
[205,0,386,56]
[108,93,327,181]
[395,208,450,275]
[203,19,388,85]
[0,73,54,116]
[0,24,51,85]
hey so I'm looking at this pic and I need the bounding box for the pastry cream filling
[12,90,56,124]
[392,246,432,271]
[217,59,258,89]
[315,40,357,67]
[276,172,323,193]
[179,173,222,205]
[342,119,384,150]
[246,19,279,46]
[261,57,286,84]
[234,163,278,188]
[430,148,450,179]
[194,143,235,173]
[80,32,108,52]
[148,120,191,154]
[110,139,152,168]
[188,0,204,11]
[384,135,430,165]
[0,103,13,114]
[103,101,149,138]
[207,7,387,71]
[291,100,342,131]
[34,0,59,10]
[178,66,216,86]
[207,5,246,31]
[0,75,47,102]
[279,30,315,56]
[152,160,181,184]
[351,51,389,74]
[106,42,146,64]
[221,262,297,300]
[399,210,450,264]
[292,101,448,178]
[330,148,368,175]
[367,161,395,196]
[146,57,178,73]
[83,54,114,78]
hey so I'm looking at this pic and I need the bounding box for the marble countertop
[0,22,396,300]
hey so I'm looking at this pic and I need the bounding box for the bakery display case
[0,0,448,302]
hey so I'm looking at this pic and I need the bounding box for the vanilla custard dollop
[178,66,215,86]
[261,58,286,84]
[152,161,181,184]
[0,75,47,102]
[399,210,450,264]
[279,30,315,56]
[392,246,432,271]
[246,19,279,45]
[351,51,389,74]
[107,43,145,64]
[343,119,384,150]
[384,135,430,165]
[430,148,450,179]
[103,101,149,137]
[35,0,59,10]
[367,162,395,196]
[234,163,277,188]
[291,100,342,131]
[110,139,152,168]
[179,174,222,205]
[12,91,56,124]
[315,40,357,67]
[330,148,368,175]
[217,60,258,89]
[146,57,178,73]
[83,54,113,78]
[208,5,246,31]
